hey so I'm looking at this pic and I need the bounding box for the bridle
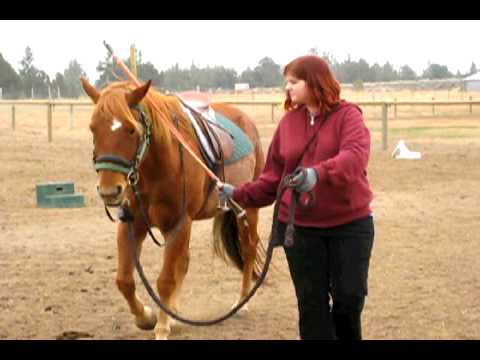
[92,103,152,187]
[92,103,166,247]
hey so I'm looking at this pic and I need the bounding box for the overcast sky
[1,20,479,83]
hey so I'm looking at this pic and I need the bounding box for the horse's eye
[128,128,135,135]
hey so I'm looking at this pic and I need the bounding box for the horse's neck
[142,100,207,186]
[147,133,179,182]
[144,115,197,185]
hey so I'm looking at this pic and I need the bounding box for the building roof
[464,72,480,81]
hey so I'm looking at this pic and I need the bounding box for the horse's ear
[126,80,152,107]
[80,77,100,104]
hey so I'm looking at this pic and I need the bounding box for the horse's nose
[97,185,123,199]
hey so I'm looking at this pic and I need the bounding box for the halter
[92,104,152,186]
[92,102,170,247]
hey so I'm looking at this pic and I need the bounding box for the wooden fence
[2,99,480,150]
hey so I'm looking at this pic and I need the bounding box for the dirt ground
[1,104,480,340]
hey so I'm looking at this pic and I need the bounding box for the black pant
[278,216,374,340]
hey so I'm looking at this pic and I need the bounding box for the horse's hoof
[231,302,249,315]
[154,326,170,340]
[135,305,157,330]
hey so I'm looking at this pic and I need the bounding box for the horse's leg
[233,208,261,313]
[115,222,158,331]
[154,217,192,340]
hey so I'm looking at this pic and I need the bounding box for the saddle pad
[182,103,255,166]
[213,111,254,165]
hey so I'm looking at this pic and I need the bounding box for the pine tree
[18,46,51,98]
[18,46,37,98]
[0,52,22,98]
[63,60,86,98]
[469,62,477,76]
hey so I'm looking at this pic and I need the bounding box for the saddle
[178,91,211,112]
[178,92,235,167]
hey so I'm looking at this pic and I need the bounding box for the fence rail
[2,100,480,150]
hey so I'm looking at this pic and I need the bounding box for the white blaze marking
[111,119,122,132]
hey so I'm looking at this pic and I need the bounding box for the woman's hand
[217,182,235,202]
[290,167,318,193]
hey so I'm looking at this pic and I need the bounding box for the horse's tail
[212,210,264,279]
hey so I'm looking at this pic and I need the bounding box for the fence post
[47,103,53,142]
[130,44,138,77]
[432,97,435,116]
[394,98,397,119]
[469,96,473,114]
[271,103,275,123]
[70,104,74,129]
[11,105,15,130]
[382,103,388,151]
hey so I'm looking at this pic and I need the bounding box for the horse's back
[210,103,265,179]
[209,103,257,140]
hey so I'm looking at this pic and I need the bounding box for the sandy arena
[1,102,479,339]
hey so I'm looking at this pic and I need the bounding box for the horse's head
[80,77,152,207]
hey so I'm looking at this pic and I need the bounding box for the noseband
[92,104,152,186]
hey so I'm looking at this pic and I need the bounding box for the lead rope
[116,110,319,324]
[116,113,319,324]
[117,169,314,326]
[131,185,164,247]
[280,172,316,247]
[119,204,275,326]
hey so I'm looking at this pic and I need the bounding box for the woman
[217,55,374,340]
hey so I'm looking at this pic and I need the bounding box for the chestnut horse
[80,78,265,339]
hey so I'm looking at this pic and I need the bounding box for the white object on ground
[391,140,422,159]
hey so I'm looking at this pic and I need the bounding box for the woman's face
[285,73,311,106]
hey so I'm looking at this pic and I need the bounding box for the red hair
[283,55,341,115]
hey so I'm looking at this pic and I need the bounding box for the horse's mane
[96,81,195,144]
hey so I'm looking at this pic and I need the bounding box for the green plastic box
[36,182,86,208]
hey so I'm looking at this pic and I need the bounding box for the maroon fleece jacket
[233,101,373,228]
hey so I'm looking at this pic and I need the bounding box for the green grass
[370,125,480,138]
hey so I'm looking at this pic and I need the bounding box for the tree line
[0,46,478,99]
[0,47,86,99]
